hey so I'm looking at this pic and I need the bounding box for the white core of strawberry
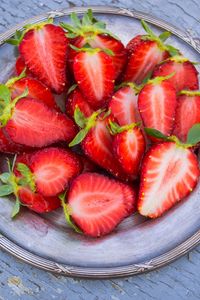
[125,130,140,160]
[140,144,196,216]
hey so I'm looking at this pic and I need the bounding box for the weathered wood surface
[0,0,200,299]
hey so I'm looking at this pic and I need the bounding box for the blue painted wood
[0,0,200,299]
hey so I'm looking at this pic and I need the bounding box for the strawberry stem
[109,120,141,135]
[179,90,200,97]
[147,72,175,85]
[115,81,141,94]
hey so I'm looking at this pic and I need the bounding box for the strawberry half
[67,173,137,237]
[66,86,93,119]
[69,109,131,181]
[126,35,142,57]
[138,75,177,138]
[138,127,200,218]
[73,48,115,110]
[152,56,199,92]
[15,56,33,77]
[0,128,29,154]
[109,83,141,126]
[17,22,69,94]
[29,147,82,197]
[0,89,76,147]
[173,90,200,142]
[61,9,127,80]
[123,20,177,84]
[109,122,145,178]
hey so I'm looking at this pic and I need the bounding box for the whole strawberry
[61,9,127,80]
[123,20,179,84]
[138,126,200,218]
[7,20,69,94]
[152,56,199,92]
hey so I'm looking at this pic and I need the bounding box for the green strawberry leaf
[69,127,89,147]
[103,48,114,57]
[6,30,24,46]
[186,123,200,145]
[11,197,21,218]
[6,68,27,88]
[74,106,87,128]
[0,184,13,196]
[159,31,171,42]
[67,84,78,95]
[71,12,82,28]
[109,120,140,135]
[141,19,156,38]
[59,192,82,234]
[17,163,36,192]
[0,172,10,183]
[165,44,180,57]
[0,84,11,106]
[144,127,169,140]
[179,90,200,97]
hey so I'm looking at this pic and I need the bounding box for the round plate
[0,6,200,279]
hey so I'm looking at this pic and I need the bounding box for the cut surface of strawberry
[66,87,93,118]
[15,56,33,77]
[173,91,200,142]
[19,24,69,94]
[0,128,29,154]
[138,142,199,218]
[11,77,60,111]
[5,98,77,147]
[18,187,61,213]
[67,173,136,237]
[30,147,82,197]
[73,50,115,110]
[126,35,142,57]
[109,84,141,126]
[152,58,199,92]
[138,79,177,137]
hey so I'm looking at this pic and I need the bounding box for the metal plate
[0,6,200,279]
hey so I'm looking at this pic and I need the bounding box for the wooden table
[0,0,200,299]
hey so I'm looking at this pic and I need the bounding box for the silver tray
[0,6,200,279]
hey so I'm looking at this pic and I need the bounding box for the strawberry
[0,86,77,147]
[138,75,177,138]
[69,108,131,181]
[138,127,200,218]
[152,56,199,92]
[18,187,61,213]
[0,128,29,154]
[126,35,142,57]
[9,21,69,94]
[15,56,33,77]
[109,122,145,178]
[79,155,98,173]
[123,20,178,84]
[66,86,93,118]
[66,173,137,237]
[73,47,115,110]
[109,82,141,126]
[61,10,127,80]
[6,73,60,112]
[173,90,200,142]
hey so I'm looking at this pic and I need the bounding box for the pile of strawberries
[0,10,200,237]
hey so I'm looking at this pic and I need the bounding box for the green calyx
[0,158,36,218]
[145,123,200,148]
[147,72,175,85]
[60,9,119,41]
[70,43,114,56]
[69,107,107,147]
[6,18,53,46]
[59,192,82,234]
[115,81,141,94]
[0,85,28,127]
[141,20,179,56]
[109,120,140,135]
[179,90,200,97]
[5,68,27,88]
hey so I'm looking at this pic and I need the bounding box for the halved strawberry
[152,56,199,92]
[110,122,145,178]
[4,98,77,147]
[122,20,177,84]
[18,22,69,94]
[79,155,98,173]
[138,76,177,137]
[10,77,60,111]
[67,173,137,237]
[138,141,199,218]
[66,86,93,118]
[109,83,141,126]
[126,35,142,57]
[15,56,33,77]
[69,109,131,181]
[18,187,61,213]
[73,48,115,110]
[29,147,82,197]
[0,128,29,154]
[173,91,200,142]
[61,10,127,80]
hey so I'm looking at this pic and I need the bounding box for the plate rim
[0,5,200,279]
